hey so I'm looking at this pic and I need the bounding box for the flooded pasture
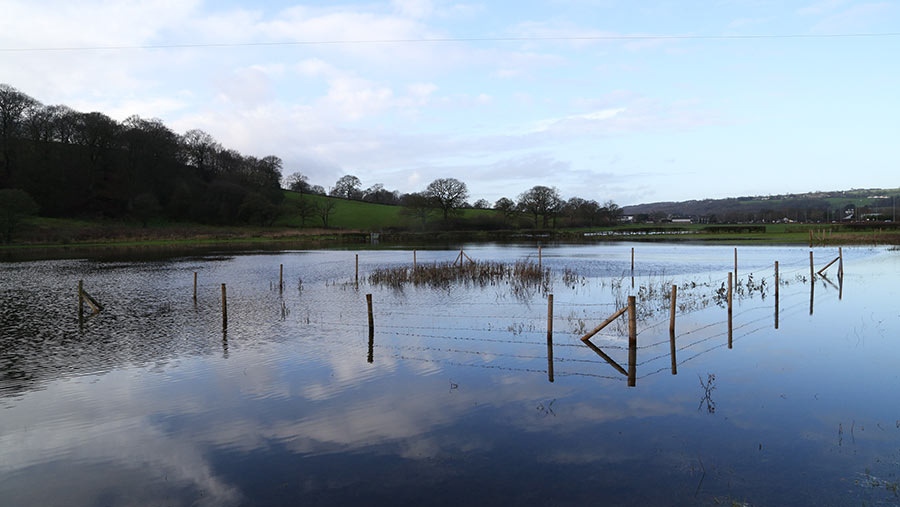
[1,243,899,506]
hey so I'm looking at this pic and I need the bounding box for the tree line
[0,83,622,239]
[286,170,622,230]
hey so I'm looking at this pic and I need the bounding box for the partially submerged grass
[368,260,551,294]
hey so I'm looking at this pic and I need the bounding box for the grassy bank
[5,192,899,251]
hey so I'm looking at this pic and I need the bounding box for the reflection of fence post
[734,248,738,279]
[669,285,677,375]
[810,276,815,315]
[193,272,197,303]
[809,251,814,281]
[631,247,634,271]
[774,261,779,329]
[221,283,227,330]
[547,294,554,383]
[279,264,283,291]
[539,245,542,270]
[413,250,417,269]
[627,295,636,387]
[727,272,733,349]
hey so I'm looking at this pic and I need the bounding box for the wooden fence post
[193,272,197,302]
[539,245,542,270]
[366,294,374,335]
[809,229,813,248]
[727,272,733,312]
[221,283,227,330]
[669,285,677,334]
[734,247,738,279]
[627,295,636,387]
[838,247,843,278]
[279,264,283,290]
[413,250,417,269]
[367,294,374,363]
[355,254,359,284]
[809,251,814,281]
[631,247,634,271]
[547,294,554,383]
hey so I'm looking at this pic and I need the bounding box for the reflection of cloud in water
[0,373,241,506]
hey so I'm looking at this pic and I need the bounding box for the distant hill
[622,188,900,223]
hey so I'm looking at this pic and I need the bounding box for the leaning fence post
[627,295,636,387]
[221,283,227,330]
[547,294,554,383]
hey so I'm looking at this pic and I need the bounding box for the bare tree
[316,199,337,227]
[400,192,433,228]
[424,177,469,220]
[285,172,310,193]
[0,85,38,185]
[517,186,562,228]
[330,175,362,199]
[294,196,316,226]
[181,129,221,181]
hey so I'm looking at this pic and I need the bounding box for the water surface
[1,243,898,505]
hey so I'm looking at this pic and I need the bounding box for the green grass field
[6,191,898,250]
[278,192,499,230]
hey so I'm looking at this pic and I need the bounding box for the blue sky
[1,0,898,205]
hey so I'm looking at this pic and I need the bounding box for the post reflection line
[645,302,811,377]
[638,319,787,380]
[636,303,771,347]
[635,300,809,367]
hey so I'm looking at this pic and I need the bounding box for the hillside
[622,187,900,222]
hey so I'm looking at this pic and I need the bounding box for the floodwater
[1,243,898,506]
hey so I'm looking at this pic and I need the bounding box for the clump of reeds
[368,260,550,292]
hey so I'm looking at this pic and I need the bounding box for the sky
[1,0,898,206]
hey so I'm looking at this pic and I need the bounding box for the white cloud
[392,0,435,18]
